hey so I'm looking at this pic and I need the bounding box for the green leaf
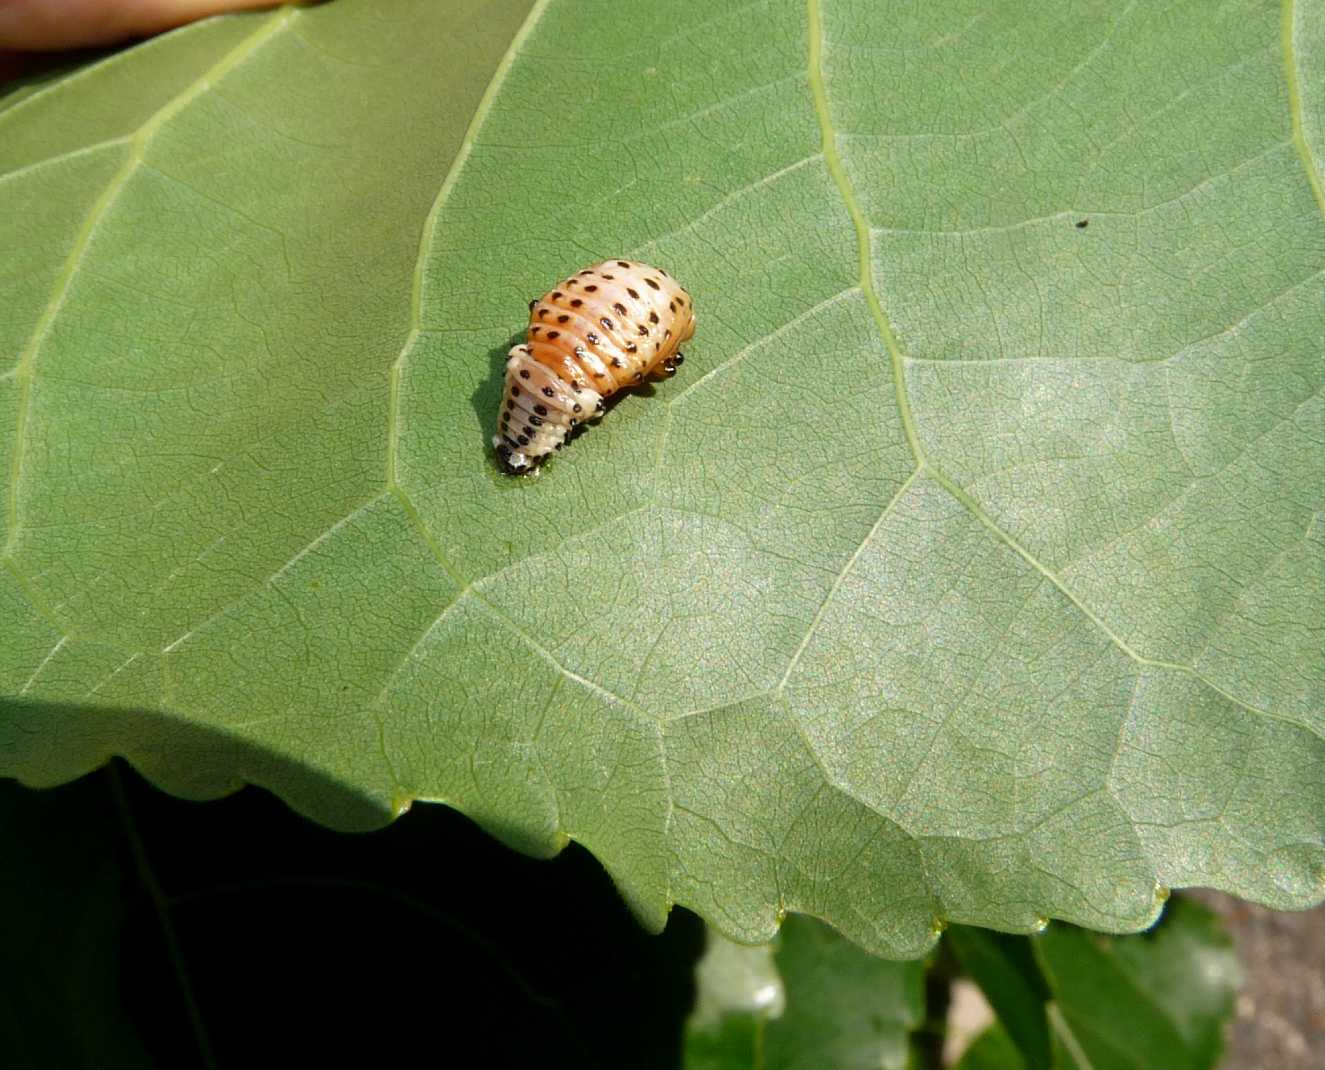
[4,0,1324,955]
[1035,897,1241,1070]
[684,929,784,1069]
[954,1025,1028,1070]
[946,926,1052,1070]
[684,916,924,1070]
[948,898,1239,1070]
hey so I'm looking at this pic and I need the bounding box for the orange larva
[494,259,696,474]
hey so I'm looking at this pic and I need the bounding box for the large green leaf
[3,0,1323,955]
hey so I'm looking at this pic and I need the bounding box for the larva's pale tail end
[492,436,534,475]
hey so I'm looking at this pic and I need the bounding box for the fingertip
[0,0,301,52]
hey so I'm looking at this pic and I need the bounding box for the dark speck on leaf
[1075,219,1089,229]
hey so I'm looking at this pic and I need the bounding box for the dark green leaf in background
[3,0,1323,955]
[1035,897,1241,1070]
[954,1025,1027,1070]
[947,925,1053,1070]
[951,897,1241,1070]
[685,929,784,1069]
[684,916,924,1070]
[0,775,152,1068]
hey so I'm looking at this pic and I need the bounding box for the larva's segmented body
[494,259,695,473]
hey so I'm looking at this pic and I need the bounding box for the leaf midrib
[1285,0,1325,216]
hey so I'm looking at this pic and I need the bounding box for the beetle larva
[493,259,695,473]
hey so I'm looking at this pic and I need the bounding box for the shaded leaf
[1,767,705,1067]
[0,775,154,1068]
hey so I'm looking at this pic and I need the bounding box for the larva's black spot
[658,267,669,276]
[552,291,563,299]
[529,416,543,426]
[573,403,582,412]
[600,317,614,330]
[603,274,615,280]
[530,325,540,334]
[534,404,547,415]
[649,311,659,324]
[528,299,536,310]
[668,301,675,312]
[627,287,640,300]
[617,260,630,267]
[547,330,560,339]
[587,332,600,344]
[571,298,583,307]
[645,278,660,289]
[572,382,583,392]
[580,270,593,276]
[637,324,649,336]
[611,358,623,368]
[537,309,547,319]
[574,345,587,357]
[523,425,534,436]
[557,314,570,323]
[518,371,529,380]
[664,329,671,337]
[613,302,627,316]
[542,386,554,397]
[517,435,529,445]
[585,284,598,292]
[626,343,637,354]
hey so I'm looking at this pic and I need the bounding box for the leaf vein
[3,7,296,560]
[806,0,924,465]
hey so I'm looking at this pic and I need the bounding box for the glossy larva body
[494,259,695,474]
